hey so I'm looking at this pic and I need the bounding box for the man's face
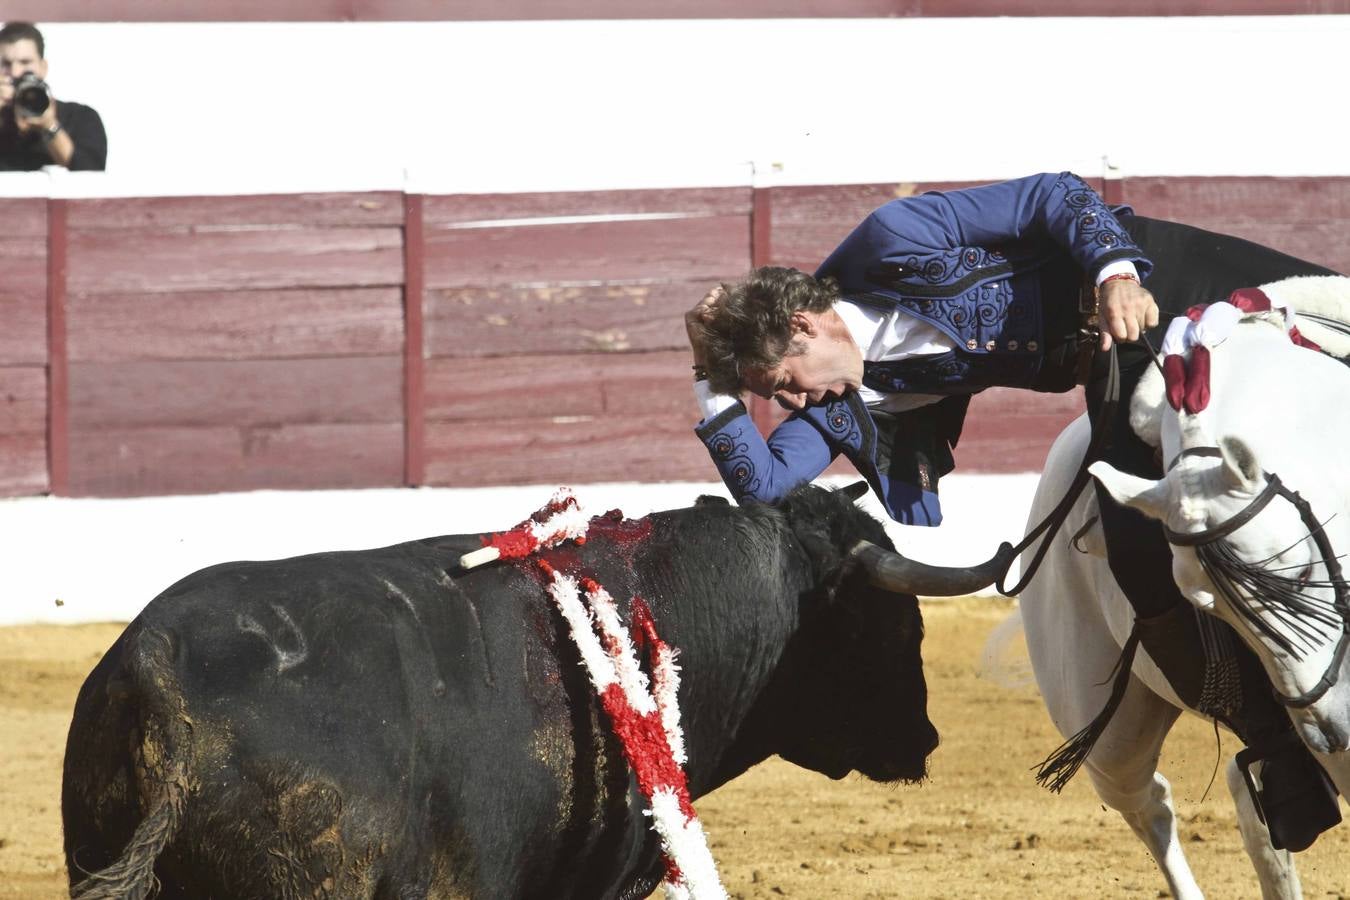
[0,39,46,110]
[741,309,864,411]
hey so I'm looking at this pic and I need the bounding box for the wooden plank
[0,198,47,237]
[67,227,404,294]
[68,357,403,430]
[67,423,404,497]
[424,187,751,225]
[425,350,694,421]
[423,215,749,289]
[424,412,711,487]
[424,281,699,358]
[0,367,47,435]
[1124,176,1350,225]
[47,199,68,497]
[67,192,405,230]
[0,434,46,497]
[28,0,1350,20]
[403,193,426,487]
[67,287,404,362]
[0,237,48,365]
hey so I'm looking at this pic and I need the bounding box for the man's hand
[686,284,724,366]
[0,76,13,111]
[14,95,57,136]
[1097,277,1159,351]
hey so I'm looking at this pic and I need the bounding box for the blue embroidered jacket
[696,172,1153,525]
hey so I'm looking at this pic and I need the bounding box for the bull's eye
[1296,563,1315,585]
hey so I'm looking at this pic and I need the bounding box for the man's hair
[700,266,841,395]
[0,22,43,57]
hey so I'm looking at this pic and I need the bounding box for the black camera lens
[12,73,49,117]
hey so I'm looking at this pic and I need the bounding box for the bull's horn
[849,540,1016,597]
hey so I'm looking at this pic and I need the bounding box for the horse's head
[1091,430,1350,752]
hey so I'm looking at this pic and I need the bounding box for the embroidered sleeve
[936,171,1152,280]
[695,407,835,504]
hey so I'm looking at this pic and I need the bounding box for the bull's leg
[1225,757,1303,900]
[1078,679,1202,900]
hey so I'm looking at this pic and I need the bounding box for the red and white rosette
[1161,286,1319,414]
[459,488,591,569]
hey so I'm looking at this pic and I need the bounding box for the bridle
[1162,446,1350,709]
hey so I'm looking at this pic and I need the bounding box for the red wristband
[1098,272,1140,289]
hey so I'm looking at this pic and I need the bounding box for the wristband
[41,121,62,143]
[1097,272,1139,289]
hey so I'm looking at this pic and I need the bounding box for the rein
[992,343,1122,596]
[1162,451,1350,709]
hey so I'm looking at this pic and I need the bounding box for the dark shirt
[0,99,107,171]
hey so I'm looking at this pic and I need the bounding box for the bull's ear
[1218,435,1263,493]
[1088,461,1169,522]
[840,480,870,502]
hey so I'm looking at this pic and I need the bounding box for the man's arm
[828,172,1158,350]
[694,400,836,505]
[686,286,834,504]
[55,102,106,171]
[18,100,106,170]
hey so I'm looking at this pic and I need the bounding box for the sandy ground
[4,600,1348,899]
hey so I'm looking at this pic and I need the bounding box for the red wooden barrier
[3,175,1347,498]
[24,0,1350,20]
[61,192,407,497]
[0,198,49,496]
[419,188,752,488]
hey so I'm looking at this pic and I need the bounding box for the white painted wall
[12,16,1350,198]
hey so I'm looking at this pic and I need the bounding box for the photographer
[0,22,105,171]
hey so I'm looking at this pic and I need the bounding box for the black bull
[62,486,939,899]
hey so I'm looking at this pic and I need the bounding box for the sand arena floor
[3,599,1348,898]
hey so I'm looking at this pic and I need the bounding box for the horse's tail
[67,627,192,900]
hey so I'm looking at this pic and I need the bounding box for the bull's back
[64,538,658,898]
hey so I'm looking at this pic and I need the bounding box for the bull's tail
[68,627,192,900]
[69,786,184,900]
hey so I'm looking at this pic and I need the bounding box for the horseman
[687,171,1342,850]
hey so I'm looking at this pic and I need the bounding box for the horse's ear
[1218,436,1263,493]
[1088,461,1170,521]
[840,480,871,502]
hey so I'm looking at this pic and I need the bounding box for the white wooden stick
[458,546,501,569]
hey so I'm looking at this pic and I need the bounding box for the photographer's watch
[41,122,62,143]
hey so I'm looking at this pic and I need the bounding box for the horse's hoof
[1261,747,1342,852]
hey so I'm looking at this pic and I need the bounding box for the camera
[11,72,50,118]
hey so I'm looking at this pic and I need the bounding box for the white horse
[1019,277,1350,899]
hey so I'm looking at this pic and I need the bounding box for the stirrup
[1236,731,1342,852]
[1234,731,1304,828]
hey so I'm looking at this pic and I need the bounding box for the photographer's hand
[16,98,74,167]
[0,76,13,111]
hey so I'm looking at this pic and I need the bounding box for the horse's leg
[1079,679,1202,900]
[1024,581,1203,898]
[1024,417,1202,896]
[1225,757,1303,900]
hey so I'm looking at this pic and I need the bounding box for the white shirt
[694,261,1136,420]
